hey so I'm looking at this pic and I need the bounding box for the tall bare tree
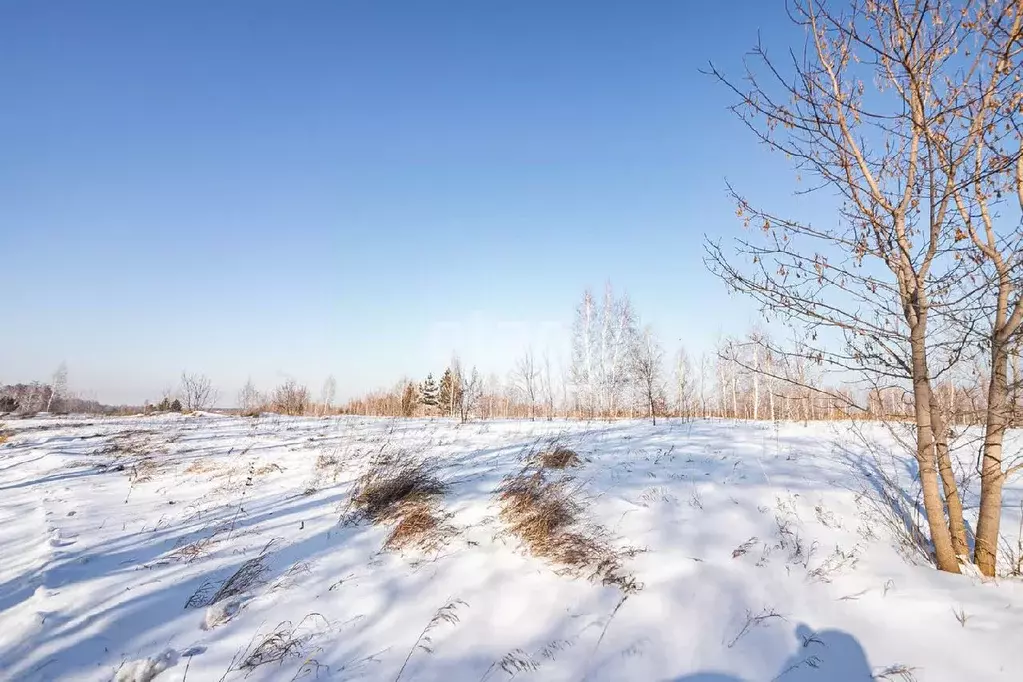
[701,0,1019,572]
[944,1,1023,575]
[46,362,67,413]
[238,378,261,412]
[540,351,556,421]
[455,365,483,423]
[319,375,337,416]
[633,326,667,424]
[674,347,694,419]
[571,284,638,417]
[512,348,539,420]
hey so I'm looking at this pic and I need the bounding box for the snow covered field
[1,414,1021,681]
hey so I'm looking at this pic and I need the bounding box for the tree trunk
[928,393,969,559]
[911,329,961,573]
[975,341,1010,576]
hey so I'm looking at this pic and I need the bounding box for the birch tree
[633,326,667,424]
[674,347,694,419]
[46,362,67,413]
[571,290,598,416]
[512,348,539,420]
[319,375,337,415]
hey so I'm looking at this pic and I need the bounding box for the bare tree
[673,347,695,419]
[455,365,483,423]
[697,352,711,418]
[571,290,598,416]
[319,375,337,416]
[512,348,539,420]
[238,378,261,413]
[443,355,464,417]
[46,362,67,413]
[270,379,309,416]
[700,0,1017,571]
[571,284,638,417]
[946,2,1023,575]
[180,372,218,412]
[541,351,556,421]
[633,326,667,425]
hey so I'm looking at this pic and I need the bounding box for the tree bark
[911,328,960,573]
[929,393,969,559]
[975,341,1010,576]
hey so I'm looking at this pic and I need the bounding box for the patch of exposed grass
[496,462,638,592]
[384,500,454,551]
[351,456,445,519]
[347,454,452,552]
[535,446,580,469]
[253,462,284,476]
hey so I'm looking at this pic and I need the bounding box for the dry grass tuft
[384,501,454,551]
[224,613,330,676]
[351,456,445,519]
[170,533,221,564]
[211,541,275,603]
[347,454,452,552]
[536,446,580,469]
[186,539,275,609]
[497,463,638,592]
[315,451,340,471]
[253,462,284,476]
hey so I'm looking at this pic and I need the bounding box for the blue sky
[1,1,807,405]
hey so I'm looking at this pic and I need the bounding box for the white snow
[113,649,178,682]
[0,413,1021,681]
[202,597,245,631]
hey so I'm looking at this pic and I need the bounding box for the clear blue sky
[1,1,806,405]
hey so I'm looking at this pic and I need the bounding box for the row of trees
[1,363,77,414]
[356,360,485,422]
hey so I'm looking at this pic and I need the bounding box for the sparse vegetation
[496,452,638,591]
[535,445,580,470]
[394,599,467,682]
[346,453,453,552]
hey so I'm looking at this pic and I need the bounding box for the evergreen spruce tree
[419,374,439,407]
[170,398,182,412]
